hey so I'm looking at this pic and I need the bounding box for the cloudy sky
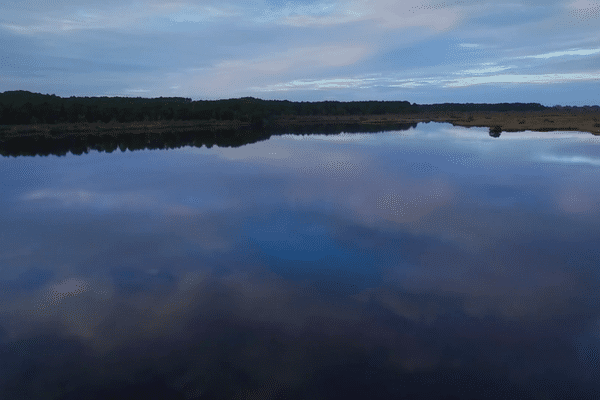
[2,0,600,105]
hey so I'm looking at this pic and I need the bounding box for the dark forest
[0,90,549,126]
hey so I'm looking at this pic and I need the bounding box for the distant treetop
[0,90,554,126]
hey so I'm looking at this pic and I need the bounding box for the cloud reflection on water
[1,124,600,398]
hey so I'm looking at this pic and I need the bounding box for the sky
[2,0,600,105]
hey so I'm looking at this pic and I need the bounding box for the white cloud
[218,45,369,71]
[248,73,452,92]
[250,77,369,92]
[167,4,239,22]
[180,44,371,96]
[276,0,462,30]
[388,81,426,88]
[238,62,600,94]
[569,0,600,9]
[458,65,516,75]
[444,71,600,87]
[257,1,340,24]
[0,2,236,34]
[125,89,151,93]
[516,48,600,59]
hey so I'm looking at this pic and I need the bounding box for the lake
[1,123,600,399]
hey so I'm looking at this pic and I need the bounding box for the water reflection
[0,122,418,157]
[1,124,600,399]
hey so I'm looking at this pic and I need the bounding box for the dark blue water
[1,123,600,399]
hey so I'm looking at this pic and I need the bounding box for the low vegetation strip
[2,111,599,138]
[1,91,599,136]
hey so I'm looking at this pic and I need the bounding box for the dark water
[1,123,600,399]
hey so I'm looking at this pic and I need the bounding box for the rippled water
[1,123,600,399]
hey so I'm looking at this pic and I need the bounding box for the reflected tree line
[0,122,419,157]
[0,90,547,126]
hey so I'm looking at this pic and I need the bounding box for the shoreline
[1,110,599,137]
[273,110,600,135]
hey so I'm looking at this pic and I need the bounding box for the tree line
[0,90,548,126]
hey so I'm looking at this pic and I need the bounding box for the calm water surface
[1,123,600,399]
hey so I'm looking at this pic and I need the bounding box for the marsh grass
[2,109,600,138]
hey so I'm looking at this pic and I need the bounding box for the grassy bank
[1,109,599,137]
[273,109,600,135]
